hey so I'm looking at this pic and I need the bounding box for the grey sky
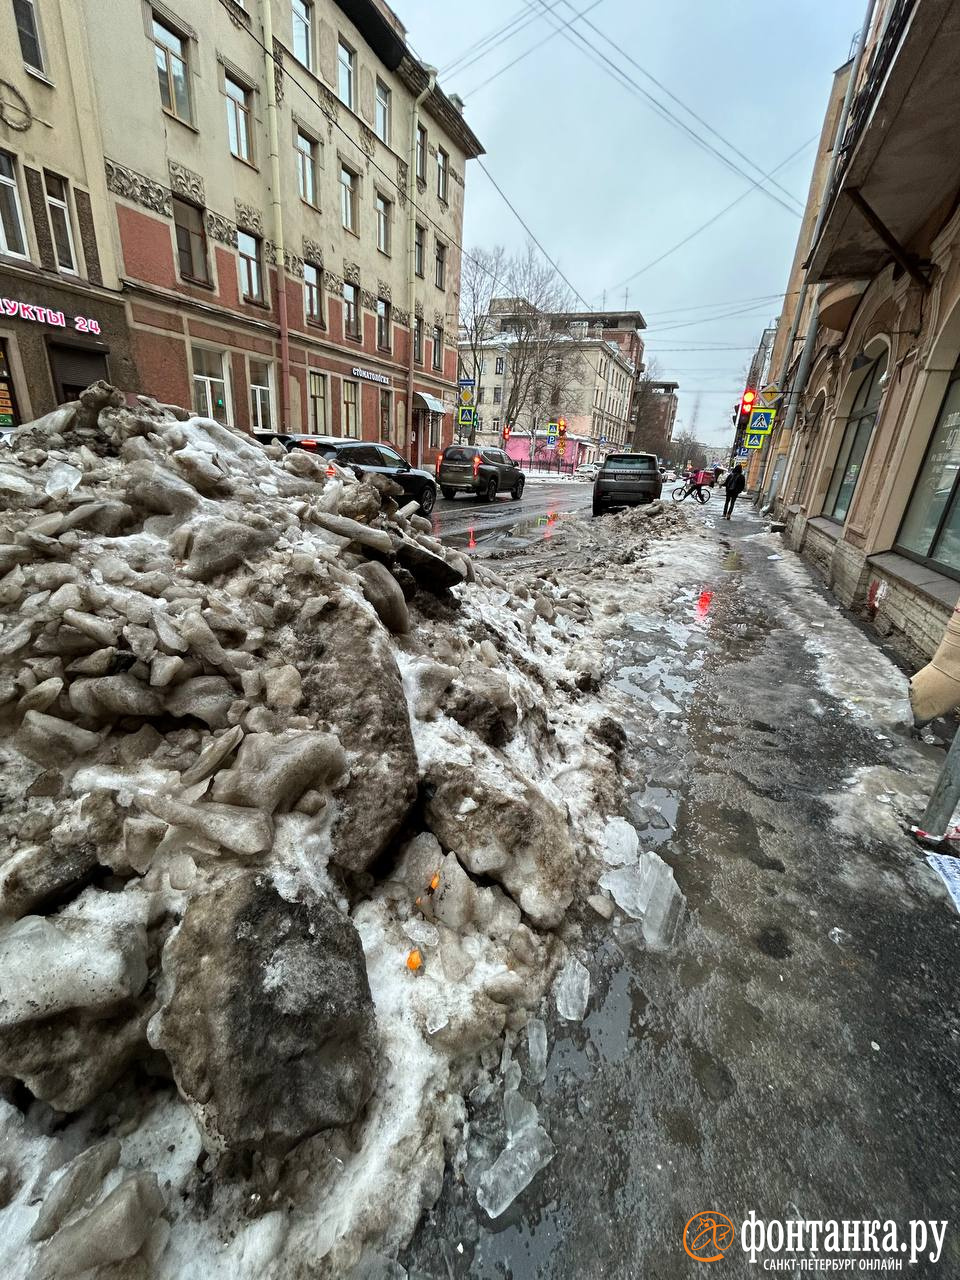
[396,0,865,448]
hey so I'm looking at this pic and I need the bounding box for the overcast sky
[396,0,865,448]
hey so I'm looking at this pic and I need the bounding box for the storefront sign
[351,366,390,386]
[0,297,101,334]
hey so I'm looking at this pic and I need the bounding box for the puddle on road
[442,510,566,553]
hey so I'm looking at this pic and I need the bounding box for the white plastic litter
[553,955,590,1021]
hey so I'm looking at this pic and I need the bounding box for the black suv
[436,445,525,502]
[254,433,438,514]
[592,452,662,516]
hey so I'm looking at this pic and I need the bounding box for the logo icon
[683,1211,736,1262]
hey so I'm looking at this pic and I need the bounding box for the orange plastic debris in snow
[406,948,423,972]
[429,872,441,893]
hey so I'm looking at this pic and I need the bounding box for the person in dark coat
[722,463,746,519]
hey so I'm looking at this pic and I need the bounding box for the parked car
[255,432,438,514]
[436,445,525,502]
[575,463,600,481]
[592,452,663,516]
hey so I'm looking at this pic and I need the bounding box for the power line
[528,0,804,219]
[646,302,783,334]
[441,0,568,78]
[459,0,606,99]
[645,292,786,317]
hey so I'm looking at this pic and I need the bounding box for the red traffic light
[740,389,757,414]
[502,424,512,441]
[558,416,567,436]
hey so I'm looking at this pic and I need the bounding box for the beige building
[0,0,482,468]
[750,0,960,665]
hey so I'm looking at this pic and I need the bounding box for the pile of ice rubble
[0,383,684,1279]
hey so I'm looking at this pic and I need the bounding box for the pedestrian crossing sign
[748,407,776,435]
[744,433,765,448]
[457,406,476,427]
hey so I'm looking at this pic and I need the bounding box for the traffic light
[502,423,511,442]
[738,389,757,430]
[557,416,567,439]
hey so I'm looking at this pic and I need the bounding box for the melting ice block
[603,817,640,866]
[476,1124,556,1218]
[599,851,685,950]
[526,1017,548,1083]
[553,955,590,1021]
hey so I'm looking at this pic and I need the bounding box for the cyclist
[684,467,711,501]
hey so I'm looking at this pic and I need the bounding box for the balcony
[807,0,960,283]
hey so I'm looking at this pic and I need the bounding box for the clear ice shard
[603,817,640,866]
[504,1089,539,1139]
[525,1017,547,1083]
[553,955,590,1021]
[476,1124,556,1218]
[599,851,685,949]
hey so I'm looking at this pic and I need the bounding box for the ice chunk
[599,851,685,950]
[504,1089,539,1139]
[603,817,640,866]
[476,1124,556,1218]
[402,918,440,948]
[426,1010,449,1036]
[44,462,83,498]
[553,955,590,1021]
[525,1017,547,1084]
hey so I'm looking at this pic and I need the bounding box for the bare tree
[458,245,506,387]
[671,429,709,472]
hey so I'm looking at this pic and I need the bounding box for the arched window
[823,351,887,523]
[896,358,960,576]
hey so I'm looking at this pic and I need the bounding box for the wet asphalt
[403,505,960,1279]
[430,480,591,553]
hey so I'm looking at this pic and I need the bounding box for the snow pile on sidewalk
[0,384,680,1276]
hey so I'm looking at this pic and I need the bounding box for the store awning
[413,392,448,414]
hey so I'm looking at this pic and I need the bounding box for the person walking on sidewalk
[722,463,746,520]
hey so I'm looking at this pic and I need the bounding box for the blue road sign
[748,407,776,435]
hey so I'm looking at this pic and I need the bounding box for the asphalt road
[429,480,592,554]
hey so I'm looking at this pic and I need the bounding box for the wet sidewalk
[403,506,960,1279]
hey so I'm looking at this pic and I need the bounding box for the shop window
[152,16,191,124]
[0,340,22,428]
[823,352,887,524]
[897,360,960,576]
[225,74,253,163]
[342,281,360,338]
[173,197,208,284]
[309,370,327,433]
[249,358,274,433]
[14,0,44,74]
[238,231,262,302]
[192,347,230,424]
[342,378,359,437]
[0,150,28,258]
[429,412,441,449]
[304,261,322,323]
[379,388,391,440]
[292,0,313,69]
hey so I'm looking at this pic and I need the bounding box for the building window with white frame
[249,358,274,433]
[237,230,262,301]
[44,172,76,273]
[309,370,327,434]
[416,124,427,182]
[493,386,502,404]
[303,262,322,323]
[429,412,441,449]
[376,297,391,350]
[0,151,28,258]
[495,355,504,375]
[14,0,44,73]
[337,38,354,109]
[192,347,230,423]
[342,378,359,437]
[296,129,317,205]
[340,164,358,233]
[432,325,443,372]
[375,78,391,144]
[225,75,253,163]
[292,0,313,69]
[434,240,446,289]
[414,223,425,277]
[437,147,448,202]
[152,16,191,123]
[375,193,391,255]
[342,281,360,338]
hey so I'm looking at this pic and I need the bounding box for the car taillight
[436,455,442,476]
[302,439,317,448]
[473,454,481,477]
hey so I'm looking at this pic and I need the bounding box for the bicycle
[672,484,712,505]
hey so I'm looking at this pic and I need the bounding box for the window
[173,197,208,283]
[225,75,253,162]
[823,352,887,523]
[495,356,504,375]
[379,389,392,441]
[375,79,391,144]
[303,262,322,323]
[414,316,423,364]
[492,418,500,433]
[296,130,317,204]
[432,325,443,372]
[435,240,446,289]
[0,151,27,258]
[43,172,76,273]
[337,38,354,109]
[437,148,448,202]
[192,347,229,424]
[493,386,502,404]
[342,281,360,338]
[249,359,274,433]
[414,224,425,277]
[376,297,391,350]
[376,193,391,255]
[342,379,359,437]
[309,371,327,434]
[897,362,960,576]
[429,412,441,449]
[340,164,357,233]
[476,387,485,405]
[238,230,262,301]
[14,0,43,73]
[292,0,312,70]
[152,17,190,123]
[416,124,427,182]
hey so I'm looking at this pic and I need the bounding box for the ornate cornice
[302,237,324,266]
[394,307,410,326]
[361,289,376,309]
[343,260,361,285]
[359,125,376,158]
[325,270,345,295]
[105,160,172,217]
[414,300,424,319]
[168,161,204,204]
[235,201,263,234]
[205,211,237,247]
[377,280,392,302]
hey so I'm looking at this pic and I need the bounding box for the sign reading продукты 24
[747,406,776,435]
[1,296,101,334]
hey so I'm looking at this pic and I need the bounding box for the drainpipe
[760,0,877,504]
[406,66,437,468]
[262,1,291,428]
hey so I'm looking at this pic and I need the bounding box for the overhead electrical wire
[458,0,606,99]
[440,0,571,78]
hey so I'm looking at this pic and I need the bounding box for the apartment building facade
[755,0,960,663]
[0,0,482,466]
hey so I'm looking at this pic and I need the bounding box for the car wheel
[441,486,456,501]
[418,485,436,516]
[482,478,497,502]
[511,478,524,500]
[592,502,604,517]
